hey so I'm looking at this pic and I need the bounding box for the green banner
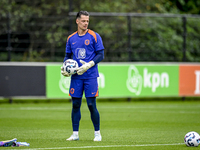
[46,65,71,98]
[98,64,179,97]
[46,64,179,98]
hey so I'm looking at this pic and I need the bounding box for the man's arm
[63,53,72,62]
[93,49,104,64]
[77,49,104,75]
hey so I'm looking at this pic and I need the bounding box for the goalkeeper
[61,11,104,141]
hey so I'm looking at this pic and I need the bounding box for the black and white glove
[77,60,95,75]
[61,66,70,77]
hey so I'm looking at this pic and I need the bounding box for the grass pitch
[0,100,200,150]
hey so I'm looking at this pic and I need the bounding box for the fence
[0,12,200,62]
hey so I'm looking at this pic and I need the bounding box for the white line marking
[11,143,185,150]
[0,107,70,110]
[0,107,199,114]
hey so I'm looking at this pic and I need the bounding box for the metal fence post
[182,16,187,62]
[7,13,12,61]
[127,15,132,61]
[68,0,73,34]
[182,16,187,101]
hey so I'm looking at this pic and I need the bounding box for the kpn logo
[126,65,169,95]
[59,74,71,94]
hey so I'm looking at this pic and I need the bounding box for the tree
[164,0,200,14]
[0,0,200,62]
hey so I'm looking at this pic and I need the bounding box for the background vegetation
[0,0,200,62]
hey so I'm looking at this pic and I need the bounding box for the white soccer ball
[184,131,200,147]
[63,59,78,75]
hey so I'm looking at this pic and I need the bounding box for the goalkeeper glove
[77,60,95,75]
[61,66,70,77]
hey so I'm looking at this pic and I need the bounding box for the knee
[73,101,81,109]
[88,103,95,112]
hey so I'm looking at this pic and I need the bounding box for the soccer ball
[184,131,200,147]
[63,59,78,75]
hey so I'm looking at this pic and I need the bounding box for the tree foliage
[0,0,200,62]
[166,0,200,14]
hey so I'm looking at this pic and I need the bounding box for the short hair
[76,11,90,19]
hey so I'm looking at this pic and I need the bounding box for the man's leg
[86,97,101,141]
[86,97,100,131]
[72,97,82,131]
[67,97,82,141]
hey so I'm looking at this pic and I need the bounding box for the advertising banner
[46,63,179,98]
[1,62,200,99]
[98,64,179,97]
[179,65,200,96]
[0,66,45,97]
[46,65,71,98]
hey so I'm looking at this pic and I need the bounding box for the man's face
[76,15,89,31]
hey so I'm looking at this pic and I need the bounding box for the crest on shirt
[85,39,90,45]
[76,48,86,59]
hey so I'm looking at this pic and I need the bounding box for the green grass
[0,100,200,150]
